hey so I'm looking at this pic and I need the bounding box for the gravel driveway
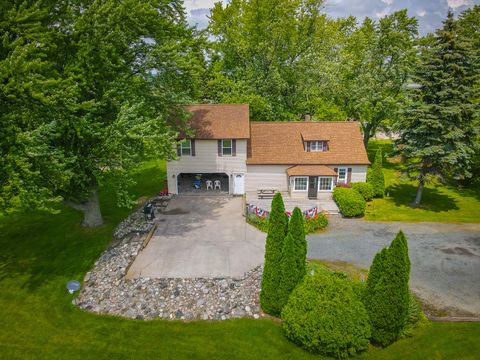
[308,217,480,316]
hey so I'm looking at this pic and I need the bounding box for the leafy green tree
[289,207,307,283]
[0,1,204,225]
[396,11,480,205]
[277,233,298,311]
[364,231,410,346]
[207,0,327,120]
[261,192,288,316]
[327,11,418,145]
[367,149,385,197]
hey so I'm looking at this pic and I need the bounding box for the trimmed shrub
[277,233,298,310]
[304,213,328,233]
[351,182,375,201]
[364,231,411,346]
[333,187,366,217]
[260,193,288,316]
[282,273,371,358]
[367,149,385,197]
[289,207,307,283]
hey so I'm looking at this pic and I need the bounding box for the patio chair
[214,179,221,190]
[206,180,213,190]
[193,179,201,189]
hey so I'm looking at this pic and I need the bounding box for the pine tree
[277,233,298,311]
[364,231,411,346]
[367,148,385,197]
[289,207,307,283]
[260,192,288,316]
[396,11,480,205]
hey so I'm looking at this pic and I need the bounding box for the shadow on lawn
[386,183,459,212]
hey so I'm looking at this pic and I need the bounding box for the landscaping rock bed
[77,211,263,321]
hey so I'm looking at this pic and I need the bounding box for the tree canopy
[0,0,204,225]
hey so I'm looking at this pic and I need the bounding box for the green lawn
[1,160,479,359]
[364,140,480,223]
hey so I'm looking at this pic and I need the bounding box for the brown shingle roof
[286,165,338,176]
[184,104,250,139]
[247,121,370,165]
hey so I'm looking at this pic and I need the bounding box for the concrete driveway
[308,217,480,316]
[127,196,265,279]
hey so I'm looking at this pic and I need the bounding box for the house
[166,104,370,199]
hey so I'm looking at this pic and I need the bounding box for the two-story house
[166,104,370,198]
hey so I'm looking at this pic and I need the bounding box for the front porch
[245,191,339,215]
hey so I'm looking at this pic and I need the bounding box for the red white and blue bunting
[246,204,318,220]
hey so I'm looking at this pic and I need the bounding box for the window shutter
[191,139,196,156]
[333,168,338,185]
[347,168,352,184]
[232,139,236,156]
[306,141,311,152]
[177,144,181,157]
[218,140,222,156]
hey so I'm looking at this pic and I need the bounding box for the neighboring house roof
[184,104,250,140]
[286,165,338,176]
[247,121,370,165]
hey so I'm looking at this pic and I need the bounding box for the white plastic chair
[206,180,213,190]
[214,179,221,190]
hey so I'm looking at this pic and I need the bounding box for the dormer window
[307,140,328,152]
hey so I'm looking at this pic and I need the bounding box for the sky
[184,0,479,35]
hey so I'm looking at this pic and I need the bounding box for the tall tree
[277,233,297,311]
[289,207,307,282]
[396,11,480,205]
[364,231,410,347]
[367,149,385,197]
[329,10,418,145]
[261,192,288,316]
[206,0,326,120]
[0,0,204,225]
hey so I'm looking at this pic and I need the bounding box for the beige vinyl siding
[167,140,247,194]
[328,165,368,183]
[245,165,290,192]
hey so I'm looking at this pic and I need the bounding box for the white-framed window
[309,141,328,152]
[337,168,347,184]
[293,177,308,191]
[222,139,232,156]
[180,139,191,156]
[318,177,333,191]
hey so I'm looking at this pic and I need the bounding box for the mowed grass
[364,140,480,223]
[1,160,480,359]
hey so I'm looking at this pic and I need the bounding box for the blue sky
[184,0,479,35]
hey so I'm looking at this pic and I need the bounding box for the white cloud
[447,0,473,8]
[416,9,427,17]
[376,7,391,18]
[184,0,222,15]
[382,0,394,4]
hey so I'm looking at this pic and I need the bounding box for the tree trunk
[413,177,425,206]
[64,188,104,227]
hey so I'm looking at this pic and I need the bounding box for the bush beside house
[367,148,385,197]
[333,187,366,217]
[282,273,371,359]
[351,182,375,201]
[247,212,328,234]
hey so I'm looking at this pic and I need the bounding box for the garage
[177,173,230,194]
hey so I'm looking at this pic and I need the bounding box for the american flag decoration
[286,211,292,219]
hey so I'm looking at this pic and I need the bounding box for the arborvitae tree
[367,148,385,197]
[261,192,288,316]
[289,207,307,283]
[396,11,480,205]
[277,233,298,311]
[364,231,411,346]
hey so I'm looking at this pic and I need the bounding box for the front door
[233,173,245,195]
[308,176,318,199]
